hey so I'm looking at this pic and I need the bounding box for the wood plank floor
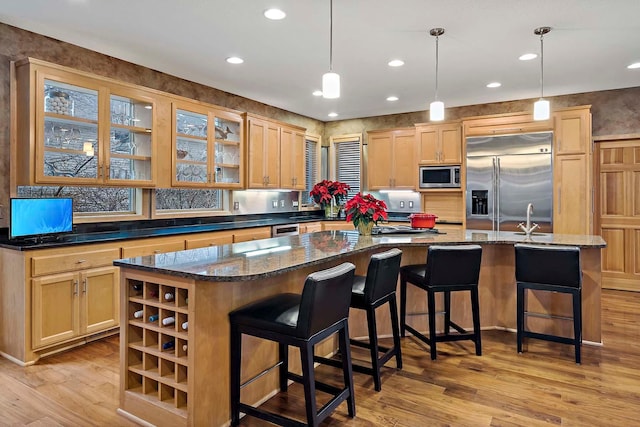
[1,289,639,426]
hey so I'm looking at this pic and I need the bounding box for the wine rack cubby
[125,278,190,419]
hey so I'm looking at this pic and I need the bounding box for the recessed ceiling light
[486,82,501,88]
[388,59,405,67]
[264,8,286,20]
[519,53,537,61]
[386,96,399,101]
[226,56,244,64]
[312,90,323,96]
[328,112,338,118]
[628,62,640,69]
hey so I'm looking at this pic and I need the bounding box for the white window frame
[302,133,322,208]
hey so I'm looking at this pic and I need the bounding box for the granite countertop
[113,229,606,282]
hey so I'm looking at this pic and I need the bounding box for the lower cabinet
[300,222,322,233]
[185,231,234,249]
[232,227,272,242]
[32,266,119,349]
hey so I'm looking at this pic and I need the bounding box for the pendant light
[533,26,551,121]
[429,28,445,121]
[322,0,340,99]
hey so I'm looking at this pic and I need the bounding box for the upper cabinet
[15,58,157,187]
[245,113,306,190]
[367,128,416,190]
[172,100,243,188]
[416,122,462,165]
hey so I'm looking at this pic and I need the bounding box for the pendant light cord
[329,0,333,72]
[539,31,544,98]
[434,33,439,101]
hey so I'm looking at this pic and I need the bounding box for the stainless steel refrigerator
[465,132,553,232]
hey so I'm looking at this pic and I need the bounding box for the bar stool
[316,248,403,391]
[515,244,582,364]
[229,263,356,427]
[400,245,483,360]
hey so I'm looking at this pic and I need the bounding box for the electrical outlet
[400,201,405,208]
[272,200,278,208]
[408,201,414,208]
[280,199,285,208]
[233,201,239,210]
[292,200,299,207]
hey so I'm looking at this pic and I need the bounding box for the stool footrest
[238,403,307,427]
[521,330,579,346]
[240,361,283,389]
[287,372,345,396]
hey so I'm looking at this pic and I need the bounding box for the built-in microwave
[419,165,460,189]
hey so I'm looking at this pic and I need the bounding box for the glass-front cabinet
[172,101,243,188]
[15,58,157,187]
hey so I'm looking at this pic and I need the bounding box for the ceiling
[2,0,639,121]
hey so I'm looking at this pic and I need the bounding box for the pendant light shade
[429,28,445,121]
[533,26,551,121]
[322,0,340,98]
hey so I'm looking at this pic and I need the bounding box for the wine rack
[125,278,189,419]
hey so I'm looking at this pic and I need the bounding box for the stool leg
[444,290,451,335]
[339,322,356,418]
[427,289,437,360]
[471,286,482,356]
[365,305,382,391]
[229,324,241,426]
[517,284,525,354]
[400,278,407,337]
[300,342,318,426]
[279,342,288,391]
[389,296,403,369]
[573,289,582,364]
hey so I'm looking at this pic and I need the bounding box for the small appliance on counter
[408,213,438,229]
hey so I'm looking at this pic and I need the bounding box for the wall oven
[419,165,461,189]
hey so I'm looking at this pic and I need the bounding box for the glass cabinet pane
[176,163,208,184]
[175,109,210,185]
[213,117,241,184]
[176,110,207,137]
[43,117,99,179]
[110,95,153,128]
[44,80,98,121]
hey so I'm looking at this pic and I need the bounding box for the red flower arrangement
[344,192,388,227]
[310,180,351,207]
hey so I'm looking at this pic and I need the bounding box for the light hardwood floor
[1,289,639,426]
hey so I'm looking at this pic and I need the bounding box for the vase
[356,221,374,236]
[324,204,339,218]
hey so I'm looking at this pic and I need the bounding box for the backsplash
[231,191,301,214]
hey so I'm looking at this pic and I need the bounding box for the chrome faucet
[517,203,539,236]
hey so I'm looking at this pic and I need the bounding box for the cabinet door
[185,231,234,249]
[121,240,185,258]
[32,272,79,348]
[554,154,590,234]
[554,109,591,155]
[367,133,393,189]
[247,118,269,188]
[81,266,120,335]
[212,111,243,187]
[232,227,272,243]
[173,105,211,187]
[439,124,462,164]
[417,127,439,164]
[280,128,305,190]
[392,131,416,188]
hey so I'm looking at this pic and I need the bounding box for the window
[17,186,137,216]
[303,134,321,206]
[330,133,362,197]
[155,188,224,213]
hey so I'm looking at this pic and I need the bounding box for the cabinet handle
[153,250,161,254]
[76,259,86,264]
[82,278,87,294]
[106,164,110,179]
[73,279,79,296]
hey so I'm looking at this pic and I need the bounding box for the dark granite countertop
[113,229,606,282]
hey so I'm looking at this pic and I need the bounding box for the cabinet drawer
[121,241,185,258]
[31,248,121,277]
[232,227,272,243]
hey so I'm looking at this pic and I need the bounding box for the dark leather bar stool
[229,263,356,427]
[316,248,403,391]
[400,245,483,360]
[515,244,583,364]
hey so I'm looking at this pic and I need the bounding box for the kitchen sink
[513,232,548,236]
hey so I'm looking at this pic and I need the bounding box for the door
[496,154,553,233]
[32,272,80,348]
[81,266,120,335]
[466,156,496,230]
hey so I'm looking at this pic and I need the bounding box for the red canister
[408,213,438,229]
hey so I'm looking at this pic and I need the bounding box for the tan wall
[2,22,640,227]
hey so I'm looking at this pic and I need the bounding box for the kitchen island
[114,229,605,427]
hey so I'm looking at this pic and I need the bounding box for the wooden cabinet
[172,100,244,188]
[184,231,234,249]
[245,114,306,189]
[463,112,553,137]
[416,122,462,164]
[322,221,353,231]
[595,137,640,291]
[300,222,323,233]
[15,58,158,187]
[280,126,306,190]
[121,238,185,258]
[246,115,281,188]
[232,227,272,243]
[367,128,416,190]
[553,107,593,235]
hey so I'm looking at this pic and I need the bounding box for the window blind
[334,139,361,196]
[304,139,318,205]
